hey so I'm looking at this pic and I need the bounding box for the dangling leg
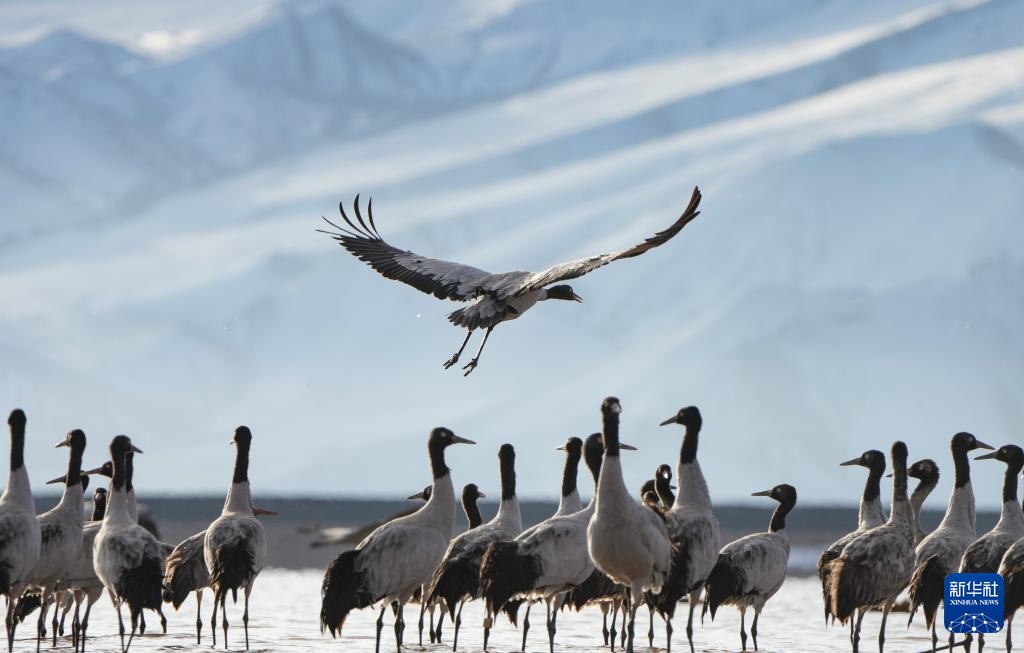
[243,586,251,651]
[375,604,386,653]
[444,331,473,369]
[751,607,762,652]
[393,601,405,653]
[522,602,531,652]
[195,590,204,645]
[686,589,700,653]
[452,601,464,652]
[462,325,495,376]
[739,607,747,652]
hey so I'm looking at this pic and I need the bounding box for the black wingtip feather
[702,554,740,622]
[480,541,539,617]
[908,555,946,628]
[209,540,256,600]
[429,553,484,619]
[320,549,375,637]
[118,554,164,616]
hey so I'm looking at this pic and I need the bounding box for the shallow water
[21,570,998,653]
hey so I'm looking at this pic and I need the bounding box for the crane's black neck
[65,430,86,488]
[952,438,973,489]
[655,473,675,506]
[561,445,581,499]
[1003,455,1023,504]
[863,456,885,504]
[232,438,251,484]
[768,492,796,532]
[463,490,482,529]
[111,444,128,492]
[679,420,700,465]
[583,434,603,485]
[91,491,107,520]
[602,410,620,457]
[429,438,450,480]
[125,451,135,493]
[499,446,516,502]
[8,411,25,472]
[891,444,908,503]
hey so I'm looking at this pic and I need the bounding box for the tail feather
[565,570,621,611]
[320,549,375,637]
[818,549,839,625]
[650,548,693,620]
[908,555,946,628]
[829,558,872,624]
[428,553,482,619]
[702,555,739,622]
[118,554,165,614]
[209,540,256,600]
[479,541,539,616]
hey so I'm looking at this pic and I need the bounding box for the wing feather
[320,196,492,301]
[507,187,702,296]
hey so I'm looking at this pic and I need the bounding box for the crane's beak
[45,474,65,485]
[555,445,566,451]
[976,450,1000,461]
[658,417,677,426]
[253,508,279,516]
[572,292,583,303]
[54,440,69,448]
[839,457,861,467]
[406,490,427,500]
[477,491,487,499]
[82,465,106,476]
[885,472,894,478]
[751,489,773,497]
[451,435,476,445]
[670,485,678,490]
[131,445,144,454]
[975,440,994,451]
[619,443,637,451]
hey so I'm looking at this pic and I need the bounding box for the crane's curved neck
[224,440,254,514]
[941,444,977,533]
[953,444,973,489]
[424,473,456,539]
[3,420,32,510]
[500,452,516,502]
[673,419,711,511]
[429,440,450,479]
[91,495,107,521]
[655,473,675,507]
[560,448,580,502]
[768,499,793,533]
[463,494,482,529]
[1003,459,1022,505]
[858,459,886,529]
[888,453,914,530]
[232,440,250,484]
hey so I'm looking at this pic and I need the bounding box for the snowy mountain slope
[0,0,1022,507]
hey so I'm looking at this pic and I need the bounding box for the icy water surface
[31,570,989,653]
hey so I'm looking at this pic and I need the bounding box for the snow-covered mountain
[1,0,1022,508]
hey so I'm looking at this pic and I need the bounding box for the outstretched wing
[320,196,492,301]
[507,187,702,297]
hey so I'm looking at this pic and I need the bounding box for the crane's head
[546,285,583,302]
[659,405,702,428]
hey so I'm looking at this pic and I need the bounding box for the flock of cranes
[0,411,273,653]
[319,396,796,653]
[3,398,1021,653]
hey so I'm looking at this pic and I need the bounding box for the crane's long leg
[686,589,700,653]
[195,590,204,645]
[393,601,405,653]
[375,604,386,653]
[647,596,655,648]
[243,586,251,651]
[546,597,558,653]
[80,594,96,653]
[853,608,866,653]
[483,605,493,651]
[71,595,81,652]
[878,600,893,653]
[620,596,627,648]
[626,589,639,653]
[7,594,18,653]
[462,326,495,376]
[210,591,219,649]
[434,607,444,643]
[1007,615,1014,652]
[444,331,473,369]
[52,593,62,646]
[417,596,427,646]
[751,607,761,651]
[114,600,125,653]
[221,593,229,650]
[601,603,610,646]
[452,601,464,652]
[126,607,139,653]
[522,601,531,651]
[739,607,747,652]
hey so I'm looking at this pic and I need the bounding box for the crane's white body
[0,465,41,597]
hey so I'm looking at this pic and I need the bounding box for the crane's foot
[462,359,479,376]
[443,353,461,369]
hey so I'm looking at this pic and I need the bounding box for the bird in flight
[319,187,703,375]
